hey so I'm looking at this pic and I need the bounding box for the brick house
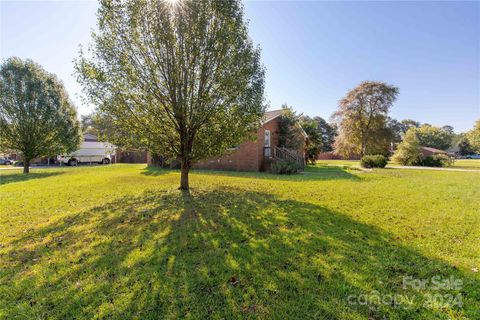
[194,109,307,172]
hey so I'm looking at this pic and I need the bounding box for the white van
[57,137,115,166]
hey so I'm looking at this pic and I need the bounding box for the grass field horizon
[1,164,479,319]
[315,159,480,170]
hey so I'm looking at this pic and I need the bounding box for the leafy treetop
[0,57,81,173]
[332,81,399,157]
[76,0,265,189]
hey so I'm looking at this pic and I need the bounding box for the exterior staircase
[263,146,305,171]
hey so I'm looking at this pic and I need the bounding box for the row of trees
[267,87,468,165]
[457,120,480,155]
[273,105,337,164]
[2,0,478,184]
[1,0,266,190]
[330,81,479,159]
[81,79,477,167]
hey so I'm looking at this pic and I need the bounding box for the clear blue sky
[1,1,479,132]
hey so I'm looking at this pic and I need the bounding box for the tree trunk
[179,159,190,190]
[361,139,367,157]
[23,158,30,174]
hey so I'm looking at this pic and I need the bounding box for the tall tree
[466,119,480,153]
[400,119,421,133]
[314,116,337,152]
[450,133,464,152]
[76,0,265,189]
[0,57,81,173]
[277,105,305,150]
[301,115,336,163]
[415,124,453,150]
[458,136,474,156]
[332,81,399,157]
[441,125,454,136]
[81,113,100,135]
[301,120,321,164]
[387,117,404,144]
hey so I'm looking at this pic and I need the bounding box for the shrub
[271,160,299,174]
[392,128,422,165]
[360,154,388,168]
[419,154,453,167]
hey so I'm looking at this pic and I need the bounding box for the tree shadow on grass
[1,189,477,319]
[0,171,63,186]
[141,166,172,177]
[142,165,361,182]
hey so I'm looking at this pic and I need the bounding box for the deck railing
[264,146,305,171]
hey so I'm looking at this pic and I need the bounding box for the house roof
[262,109,284,124]
[421,146,447,154]
[262,109,308,139]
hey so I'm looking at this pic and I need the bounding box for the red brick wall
[194,119,281,172]
[194,140,260,171]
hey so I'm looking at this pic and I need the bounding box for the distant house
[194,109,307,172]
[420,146,448,157]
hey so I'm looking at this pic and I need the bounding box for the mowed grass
[453,159,480,169]
[315,159,480,170]
[0,164,479,319]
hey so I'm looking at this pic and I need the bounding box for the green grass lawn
[315,159,362,167]
[1,164,479,319]
[315,159,480,170]
[452,159,480,169]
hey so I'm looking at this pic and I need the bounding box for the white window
[264,130,271,148]
[264,130,271,157]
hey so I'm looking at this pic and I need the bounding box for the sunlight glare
[164,0,180,9]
